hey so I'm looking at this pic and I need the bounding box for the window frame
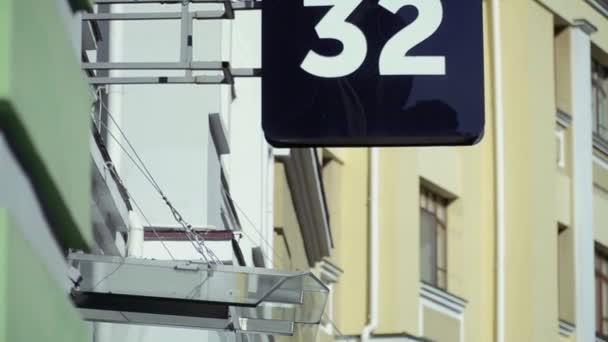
[592,59,608,143]
[420,187,449,290]
[597,247,608,338]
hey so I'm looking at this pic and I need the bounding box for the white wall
[101,3,272,342]
[225,10,274,268]
[109,3,222,229]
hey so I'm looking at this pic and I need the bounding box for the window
[597,247,608,338]
[592,60,608,142]
[420,188,448,289]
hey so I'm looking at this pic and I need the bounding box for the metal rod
[82,10,229,21]
[92,0,258,4]
[232,68,261,77]
[180,2,193,77]
[92,0,261,9]
[192,10,226,19]
[232,2,261,10]
[82,62,226,70]
[88,75,229,85]
[82,12,182,21]
[94,0,220,3]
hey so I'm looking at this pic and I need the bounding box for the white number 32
[300,0,446,78]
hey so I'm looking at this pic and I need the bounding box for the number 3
[300,0,446,78]
[300,0,368,78]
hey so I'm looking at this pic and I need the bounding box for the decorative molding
[320,258,343,284]
[558,319,575,337]
[556,109,572,128]
[585,0,608,18]
[419,283,467,316]
[573,18,599,35]
[594,135,608,157]
[594,151,608,171]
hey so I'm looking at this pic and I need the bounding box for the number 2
[379,0,445,75]
[300,0,446,77]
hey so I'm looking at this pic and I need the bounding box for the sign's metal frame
[82,0,261,86]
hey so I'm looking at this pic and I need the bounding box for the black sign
[262,0,485,147]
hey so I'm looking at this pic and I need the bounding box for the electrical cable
[129,194,177,260]
[92,94,220,264]
[224,192,290,266]
[92,90,346,337]
[91,106,177,262]
[98,97,164,193]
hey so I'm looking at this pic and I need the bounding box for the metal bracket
[83,62,260,85]
[81,0,261,87]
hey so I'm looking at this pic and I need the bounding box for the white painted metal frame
[81,0,261,85]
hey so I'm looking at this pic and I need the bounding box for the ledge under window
[559,319,575,338]
[419,282,467,316]
[594,134,608,157]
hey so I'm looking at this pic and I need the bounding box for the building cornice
[585,0,608,18]
[573,18,599,35]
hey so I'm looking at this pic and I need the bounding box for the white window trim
[418,283,466,342]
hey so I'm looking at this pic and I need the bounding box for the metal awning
[68,253,328,336]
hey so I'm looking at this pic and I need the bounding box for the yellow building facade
[272,0,608,341]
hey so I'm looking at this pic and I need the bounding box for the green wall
[0,0,92,249]
[0,208,91,342]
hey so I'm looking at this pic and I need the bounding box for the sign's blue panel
[262,0,485,147]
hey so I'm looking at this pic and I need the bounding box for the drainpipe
[491,0,506,341]
[127,210,144,257]
[362,148,379,342]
